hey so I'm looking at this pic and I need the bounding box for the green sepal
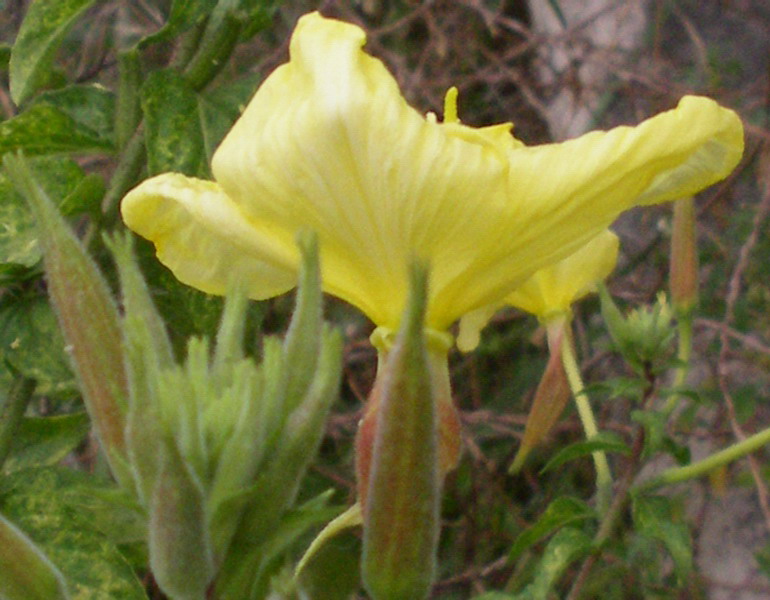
[148,440,215,600]
[107,232,174,505]
[236,325,343,543]
[282,230,323,414]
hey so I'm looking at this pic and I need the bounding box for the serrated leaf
[9,0,99,104]
[512,527,593,600]
[0,467,148,600]
[0,104,113,155]
[33,85,115,142]
[0,511,70,600]
[508,496,595,562]
[632,495,693,582]
[0,155,96,268]
[0,294,74,393]
[139,0,217,47]
[2,413,90,474]
[141,69,207,177]
[539,432,631,475]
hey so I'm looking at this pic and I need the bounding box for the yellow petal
[507,230,620,319]
[456,304,502,353]
[434,96,742,325]
[121,173,296,299]
[211,12,512,329]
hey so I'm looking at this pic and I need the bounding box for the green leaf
[0,104,113,155]
[632,495,693,583]
[296,529,361,600]
[631,409,667,457]
[539,432,631,475]
[512,527,593,600]
[2,413,90,474]
[139,0,217,47]
[58,174,104,218]
[9,0,99,104]
[0,294,75,394]
[198,73,261,159]
[250,491,343,598]
[141,69,207,177]
[0,511,70,600]
[0,155,97,268]
[33,85,116,142]
[0,467,148,599]
[508,496,595,562]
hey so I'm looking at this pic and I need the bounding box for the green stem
[172,19,208,71]
[183,11,242,92]
[662,313,692,417]
[561,335,613,515]
[115,49,142,151]
[0,375,36,470]
[635,425,770,493]
[101,126,146,227]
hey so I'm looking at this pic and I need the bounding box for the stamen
[443,86,459,124]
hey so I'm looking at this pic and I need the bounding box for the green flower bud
[3,153,129,487]
[361,261,440,600]
[600,285,675,373]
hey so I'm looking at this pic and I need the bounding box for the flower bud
[600,285,675,373]
[510,320,570,473]
[3,153,129,486]
[670,197,698,315]
[360,262,441,600]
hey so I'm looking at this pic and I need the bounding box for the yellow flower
[458,231,619,351]
[507,229,619,320]
[121,12,743,336]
